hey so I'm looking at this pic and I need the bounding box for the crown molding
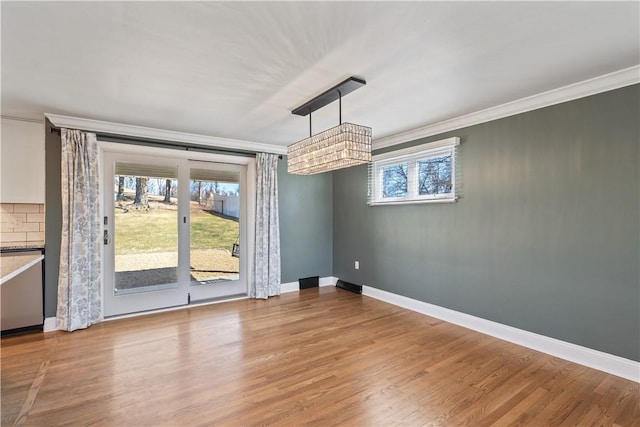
[373,65,640,150]
[1,115,44,124]
[44,113,288,155]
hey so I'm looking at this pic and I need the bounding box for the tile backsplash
[0,203,45,248]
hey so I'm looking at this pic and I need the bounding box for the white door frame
[99,141,255,317]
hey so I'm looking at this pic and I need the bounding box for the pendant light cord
[307,88,343,137]
[338,90,342,125]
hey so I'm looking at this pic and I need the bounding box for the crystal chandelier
[288,77,372,175]
[287,122,372,175]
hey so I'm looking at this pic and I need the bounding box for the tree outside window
[382,163,408,198]
[418,156,452,196]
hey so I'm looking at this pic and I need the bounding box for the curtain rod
[49,126,282,159]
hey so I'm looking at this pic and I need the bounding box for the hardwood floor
[2,287,638,426]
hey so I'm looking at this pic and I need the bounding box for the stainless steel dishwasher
[1,248,44,334]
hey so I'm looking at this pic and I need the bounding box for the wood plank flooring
[2,287,638,426]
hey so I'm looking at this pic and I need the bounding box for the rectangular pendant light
[287,77,371,175]
[287,122,372,175]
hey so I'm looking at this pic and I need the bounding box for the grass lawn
[115,200,239,255]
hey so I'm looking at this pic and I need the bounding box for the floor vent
[336,279,362,295]
[299,276,319,290]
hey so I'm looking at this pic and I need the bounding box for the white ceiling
[2,2,639,148]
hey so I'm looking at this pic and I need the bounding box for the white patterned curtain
[251,153,281,299]
[57,129,102,331]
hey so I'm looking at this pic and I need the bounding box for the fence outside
[205,194,239,218]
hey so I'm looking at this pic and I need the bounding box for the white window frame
[369,137,460,206]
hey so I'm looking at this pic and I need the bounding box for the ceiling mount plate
[292,76,366,117]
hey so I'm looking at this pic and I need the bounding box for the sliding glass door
[103,151,247,317]
[188,162,247,301]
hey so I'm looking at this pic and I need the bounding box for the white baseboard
[281,276,338,293]
[43,317,58,332]
[362,285,640,383]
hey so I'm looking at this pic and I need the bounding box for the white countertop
[1,253,44,285]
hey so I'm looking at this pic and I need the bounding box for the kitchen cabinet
[1,118,45,203]
[1,249,44,333]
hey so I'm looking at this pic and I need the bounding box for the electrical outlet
[355,261,360,270]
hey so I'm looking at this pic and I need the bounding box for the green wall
[44,119,62,318]
[332,85,639,361]
[278,159,333,283]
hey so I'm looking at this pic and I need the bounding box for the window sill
[368,197,457,206]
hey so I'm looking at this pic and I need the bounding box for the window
[381,163,408,198]
[418,155,452,196]
[369,137,459,205]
